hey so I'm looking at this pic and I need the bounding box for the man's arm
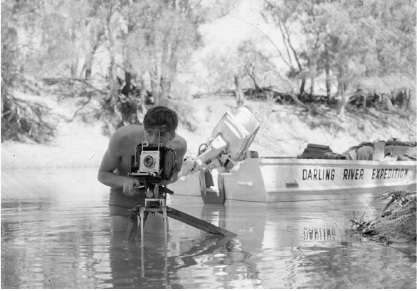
[97,137,139,196]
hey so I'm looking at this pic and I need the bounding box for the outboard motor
[190,106,261,203]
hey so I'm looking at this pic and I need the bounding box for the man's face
[144,127,175,146]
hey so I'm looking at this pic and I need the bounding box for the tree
[1,1,19,113]
[1,0,58,142]
[262,0,318,97]
[261,0,416,115]
[82,2,106,80]
[131,0,205,105]
[2,0,36,132]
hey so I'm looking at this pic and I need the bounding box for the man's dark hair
[143,106,178,133]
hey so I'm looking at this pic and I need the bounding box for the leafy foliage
[2,94,56,143]
[262,0,415,113]
[1,0,415,143]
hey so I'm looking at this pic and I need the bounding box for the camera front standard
[129,142,177,183]
[139,150,160,174]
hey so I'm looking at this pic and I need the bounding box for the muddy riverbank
[353,191,416,245]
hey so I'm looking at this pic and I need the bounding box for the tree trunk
[234,75,244,107]
[324,47,331,100]
[151,73,161,106]
[159,32,180,102]
[299,77,306,95]
[105,17,118,111]
[310,77,314,96]
[165,39,180,99]
[70,58,78,78]
[121,14,135,97]
[108,64,118,109]
[150,51,161,106]
[121,70,132,96]
[383,93,395,111]
[405,89,412,110]
[362,93,367,111]
[160,75,169,101]
[138,77,147,120]
[159,31,170,103]
[337,79,347,115]
[289,93,307,108]
[70,25,78,78]
[1,80,7,115]
[84,35,99,80]
[84,66,91,80]
[399,89,407,110]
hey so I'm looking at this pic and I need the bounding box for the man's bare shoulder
[109,125,144,154]
[174,133,187,146]
[169,134,187,154]
[113,124,144,136]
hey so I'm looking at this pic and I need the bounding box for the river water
[1,168,416,288]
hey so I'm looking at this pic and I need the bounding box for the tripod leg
[126,216,137,241]
[166,206,236,237]
[141,244,145,278]
[162,206,168,280]
[139,207,145,248]
[162,206,168,246]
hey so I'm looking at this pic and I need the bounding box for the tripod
[127,183,236,246]
[127,183,172,248]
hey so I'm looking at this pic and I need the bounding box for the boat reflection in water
[303,227,337,241]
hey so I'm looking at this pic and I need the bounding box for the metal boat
[171,107,417,203]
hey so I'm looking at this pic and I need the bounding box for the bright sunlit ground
[1,87,415,170]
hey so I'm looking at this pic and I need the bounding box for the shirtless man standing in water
[98,106,187,234]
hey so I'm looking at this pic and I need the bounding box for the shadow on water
[1,168,416,288]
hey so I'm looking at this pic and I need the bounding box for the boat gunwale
[258,157,417,166]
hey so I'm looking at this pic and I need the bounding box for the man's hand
[122,178,141,196]
[178,158,197,178]
[178,157,222,179]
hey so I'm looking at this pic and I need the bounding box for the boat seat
[356,146,373,160]
[298,144,347,160]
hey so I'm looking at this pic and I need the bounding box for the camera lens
[143,155,155,167]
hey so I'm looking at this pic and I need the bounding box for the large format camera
[129,141,177,184]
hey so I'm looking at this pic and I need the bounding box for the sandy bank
[2,92,415,170]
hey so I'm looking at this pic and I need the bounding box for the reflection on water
[2,168,416,288]
[303,227,337,241]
